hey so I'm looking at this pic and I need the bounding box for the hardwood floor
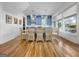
[0,35,79,57]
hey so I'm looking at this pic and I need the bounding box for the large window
[42,15,47,26]
[64,15,77,33]
[47,15,52,26]
[35,15,42,25]
[27,15,31,25]
[26,15,52,27]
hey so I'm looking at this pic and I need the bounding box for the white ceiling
[24,2,76,15]
[2,2,29,15]
[1,2,76,16]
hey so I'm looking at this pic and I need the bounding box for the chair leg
[34,33,37,42]
[43,33,46,41]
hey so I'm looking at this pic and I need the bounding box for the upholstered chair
[28,28,35,42]
[46,27,52,42]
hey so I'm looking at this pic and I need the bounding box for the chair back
[46,27,52,35]
[28,28,34,34]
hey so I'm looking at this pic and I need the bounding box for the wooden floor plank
[0,35,79,57]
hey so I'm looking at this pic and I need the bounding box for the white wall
[55,4,79,44]
[63,5,77,17]
[59,32,79,44]
[77,3,79,35]
[0,7,23,44]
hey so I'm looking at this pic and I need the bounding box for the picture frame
[14,17,18,24]
[6,15,12,24]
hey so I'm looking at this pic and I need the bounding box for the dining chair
[28,28,35,42]
[46,27,53,42]
[36,27,45,42]
[21,29,29,41]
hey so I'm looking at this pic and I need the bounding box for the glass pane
[35,15,42,25]
[26,15,53,27]
[64,15,76,33]
[27,15,31,25]
[47,15,52,26]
